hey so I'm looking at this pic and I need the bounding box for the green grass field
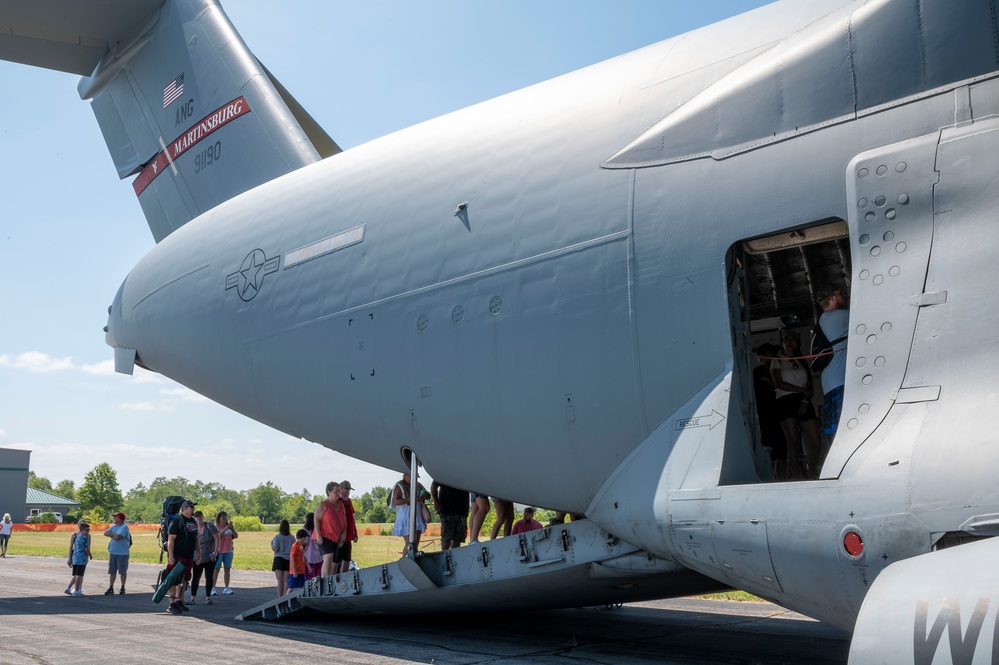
[8,528,763,602]
[7,528,419,570]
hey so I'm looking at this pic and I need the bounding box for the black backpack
[156,496,185,561]
[810,326,847,373]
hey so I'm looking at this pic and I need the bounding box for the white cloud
[0,351,162,384]
[118,401,157,411]
[131,367,163,384]
[0,351,75,373]
[0,427,6,437]
[159,387,210,403]
[79,359,115,375]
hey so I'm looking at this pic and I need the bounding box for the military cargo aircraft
[3,0,998,662]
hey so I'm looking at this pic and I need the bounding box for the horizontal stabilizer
[0,0,163,75]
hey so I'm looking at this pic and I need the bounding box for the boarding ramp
[237,588,311,621]
[239,520,726,620]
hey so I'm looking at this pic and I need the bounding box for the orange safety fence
[14,522,440,535]
[355,523,441,537]
[13,523,162,533]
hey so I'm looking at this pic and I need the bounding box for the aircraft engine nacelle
[848,536,999,664]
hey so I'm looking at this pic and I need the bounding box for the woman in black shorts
[770,334,824,480]
[270,520,296,597]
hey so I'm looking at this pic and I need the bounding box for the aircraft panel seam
[132,262,210,308]
[625,169,649,437]
[246,231,630,344]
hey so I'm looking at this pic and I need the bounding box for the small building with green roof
[25,486,80,522]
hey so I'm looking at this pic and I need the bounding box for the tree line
[29,464,413,525]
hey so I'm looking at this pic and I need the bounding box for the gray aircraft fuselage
[91,0,999,641]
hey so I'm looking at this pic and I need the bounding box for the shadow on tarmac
[1,556,850,664]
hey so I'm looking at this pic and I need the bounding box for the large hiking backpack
[809,326,848,373]
[156,495,185,562]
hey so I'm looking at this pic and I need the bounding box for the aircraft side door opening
[726,218,851,484]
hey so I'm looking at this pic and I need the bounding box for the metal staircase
[238,519,725,620]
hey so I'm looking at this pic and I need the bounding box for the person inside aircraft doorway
[816,285,849,443]
[771,334,823,480]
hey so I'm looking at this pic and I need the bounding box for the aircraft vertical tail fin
[0,0,339,242]
[80,0,341,242]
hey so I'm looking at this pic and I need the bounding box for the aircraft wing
[0,0,164,76]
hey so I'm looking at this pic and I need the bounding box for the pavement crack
[10,649,53,665]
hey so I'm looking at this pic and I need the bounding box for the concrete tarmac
[0,555,850,664]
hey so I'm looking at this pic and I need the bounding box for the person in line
[165,500,198,615]
[771,333,823,480]
[65,520,92,596]
[467,493,491,544]
[817,284,850,443]
[391,473,427,555]
[336,480,358,573]
[313,481,346,577]
[754,342,789,481]
[271,519,296,597]
[1,513,12,557]
[431,481,469,550]
[288,529,309,591]
[302,512,323,580]
[511,507,545,534]
[490,498,514,540]
[212,511,238,595]
[189,510,218,604]
[103,512,131,595]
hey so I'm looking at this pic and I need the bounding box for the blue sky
[0,1,771,497]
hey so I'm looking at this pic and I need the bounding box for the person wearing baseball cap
[512,507,544,535]
[165,500,198,615]
[336,481,358,573]
[104,512,131,595]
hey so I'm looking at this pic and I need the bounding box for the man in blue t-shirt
[103,512,131,595]
[817,285,850,440]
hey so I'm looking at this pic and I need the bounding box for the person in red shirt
[313,481,345,577]
[511,507,545,535]
[336,480,359,573]
[288,529,308,590]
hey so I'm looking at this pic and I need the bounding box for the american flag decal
[163,74,185,108]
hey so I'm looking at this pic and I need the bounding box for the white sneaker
[73,590,84,596]
[210,589,217,596]
[222,587,233,595]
